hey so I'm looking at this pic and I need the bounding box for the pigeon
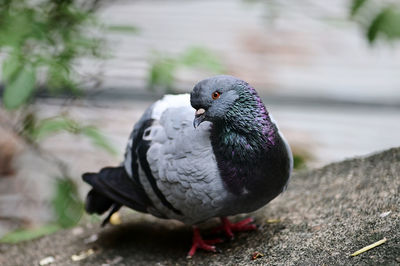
[82,75,293,257]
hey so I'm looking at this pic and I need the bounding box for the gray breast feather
[145,106,228,224]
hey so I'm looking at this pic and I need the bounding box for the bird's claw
[212,217,257,239]
[187,228,223,258]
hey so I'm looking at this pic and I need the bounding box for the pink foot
[214,217,257,239]
[187,227,223,258]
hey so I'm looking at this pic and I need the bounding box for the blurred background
[0,0,399,243]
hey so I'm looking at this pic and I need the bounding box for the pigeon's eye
[212,91,221,100]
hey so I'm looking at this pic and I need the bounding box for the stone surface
[0,147,398,265]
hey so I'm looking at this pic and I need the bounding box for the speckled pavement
[1,147,398,265]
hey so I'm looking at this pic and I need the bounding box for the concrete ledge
[0,147,399,265]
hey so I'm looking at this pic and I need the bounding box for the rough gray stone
[0,147,399,265]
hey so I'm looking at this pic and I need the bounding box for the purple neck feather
[210,86,278,195]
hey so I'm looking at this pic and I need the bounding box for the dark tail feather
[85,188,114,215]
[85,188,121,227]
[83,171,121,227]
[82,166,151,226]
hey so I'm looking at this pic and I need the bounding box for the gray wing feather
[145,106,228,224]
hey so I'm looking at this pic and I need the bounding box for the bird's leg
[214,217,257,239]
[187,227,223,258]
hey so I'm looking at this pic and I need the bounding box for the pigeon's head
[190,75,247,128]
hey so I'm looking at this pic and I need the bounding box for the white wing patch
[124,138,133,177]
[151,94,191,120]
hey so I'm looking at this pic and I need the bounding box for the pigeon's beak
[193,108,206,128]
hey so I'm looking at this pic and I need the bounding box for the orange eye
[212,91,221,100]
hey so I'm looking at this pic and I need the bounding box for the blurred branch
[0,0,118,240]
[0,0,105,106]
[0,0,116,155]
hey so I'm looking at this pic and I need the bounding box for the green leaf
[81,126,118,155]
[30,117,117,155]
[52,178,83,228]
[147,47,224,92]
[293,154,307,170]
[32,117,78,141]
[148,57,177,90]
[350,0,368,17]
[180,47,224,73]
[46,63,79,94]
[379,8,400,38]
[0,224,60,244]
[106,24,139,34]
[367,7,400,43]
[0,12,33,48]
[2,66,36,109]
[2,55,21,82]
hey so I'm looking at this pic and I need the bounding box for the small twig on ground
[350,238,387,257]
